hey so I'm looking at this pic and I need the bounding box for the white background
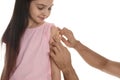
[0,0,120,80]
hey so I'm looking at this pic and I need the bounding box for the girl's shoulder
[45,22,59,37]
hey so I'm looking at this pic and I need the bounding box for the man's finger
[61,37,71,47]
[60,27,70,34]
[52,46,60,55]
[57,27,61,31]
[50,51,56,59]
[51,42,62,51]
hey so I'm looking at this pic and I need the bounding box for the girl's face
[29,0,53,26]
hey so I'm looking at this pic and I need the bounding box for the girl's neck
[28,22,45,28]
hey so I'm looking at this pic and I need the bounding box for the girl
[1,0,61,80]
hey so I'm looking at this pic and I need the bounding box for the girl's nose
[41,10,49,17]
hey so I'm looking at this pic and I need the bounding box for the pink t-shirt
[10,22,53,80]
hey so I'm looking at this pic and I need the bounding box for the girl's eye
[38,7,44,10]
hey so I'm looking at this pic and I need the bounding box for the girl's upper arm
[50,26,60,44]
[50,59,61,80]
[50,25,61,80]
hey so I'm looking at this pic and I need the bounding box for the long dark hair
[1,0,32,80]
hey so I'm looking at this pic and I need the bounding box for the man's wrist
[62,65,79,80]
[62,64,73,73]
[73,40,80,49]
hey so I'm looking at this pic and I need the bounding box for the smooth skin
[28,0,61,80]
[50,27,120,79]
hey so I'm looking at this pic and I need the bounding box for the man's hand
[50,41,72,71]
[60,28,79,48]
